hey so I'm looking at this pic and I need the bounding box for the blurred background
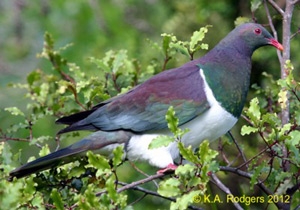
[0,0,299,209]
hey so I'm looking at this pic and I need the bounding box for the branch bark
[280,0,294,125]
[266,0,298,174]
[219,166,290,210]
[210,173,244,210]
[117,182,204,210]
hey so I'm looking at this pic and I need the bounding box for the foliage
[1,1,300,210]
[240,59,300,208]
[0,23,213,210]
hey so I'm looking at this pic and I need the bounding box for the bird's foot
[157,163,177,174]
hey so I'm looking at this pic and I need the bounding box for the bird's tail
[8,130,131,180]
[8,144,87,180]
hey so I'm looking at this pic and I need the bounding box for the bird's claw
[157,163,177,174]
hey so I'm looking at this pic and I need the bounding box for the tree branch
[267,0,284,15]
[117,181,175,202]
[0,136,29,142]
[279,0,297,173]
[219,166,290,210]
[117,181,204,210]
[291,0,300,4]
[210,173,244,210]
[117,173,167,193]
[95,173,169,197]
[236,144,269,169]
[228,131,248,165]
[129,161,159,188]
[264,0,283,66]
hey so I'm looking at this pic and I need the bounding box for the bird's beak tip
[268,38,284,51]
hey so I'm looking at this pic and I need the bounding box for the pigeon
[9,23,283,180]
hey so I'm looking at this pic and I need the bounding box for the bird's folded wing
[57,62,210,133]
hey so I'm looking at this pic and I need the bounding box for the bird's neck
[198,45,252,118]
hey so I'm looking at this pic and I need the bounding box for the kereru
[9,23,283,180]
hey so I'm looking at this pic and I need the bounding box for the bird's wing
[57,62,210,133]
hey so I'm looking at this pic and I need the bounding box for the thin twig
[218,139,230,165]
[267,0,284,15]
[237,144,268,169]
[219,166,272,194]
[291,0,300,4]
[0,136,29,142]
[219,166,290,210]
[118,181,175,202]
[241,114,254,126]
[129,161,151,177]
[70,174,170,210]
[129,161,159,188]
[228,131,248,165]
[162,56,172,71]
[95,173,168,197]
[116,173,167,194]
[290,27,300,39]
[118,182,205,210]
[55,135,61,151]
[128,193,148,206]
[264,0,283,66]
[210,173,244,210]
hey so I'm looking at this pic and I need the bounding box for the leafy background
[0,0,299,209]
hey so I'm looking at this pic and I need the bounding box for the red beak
[268,38,284,51]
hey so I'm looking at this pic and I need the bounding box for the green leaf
[246,97,261,125]
[275,178,294,195]
[278,123,291,141]
[27,70,42,86]
[78,185,99,209]
[112,145,124,167]
[277,60,295,89]
[37,83,49,103]
[178,142,199,164]
[158,178,181,197]
[189,26,209,51]
[4,107,25,116]
[175,164,196,176]
[39,144,50,157]
[87,151,110,174]
[44,32,54,49]
[287,131,300,164]
[241,125,259,136]
[171,190,202,210]
[161,33,173,55]
[148,135,174,149]
[250,161,266,189]
[51,189,64,210]
[30,136,52,145]
[89,56,111,73]
[278,89,288,109]
[69,165,86,178]
[234,16,252,26]
[169,42,189,57]
[106,176,118,202]
[289,130,300,146]
[112,50,127,74]
[251,0,262,12]
[200,43,209,50]
[261,113,281,127]
[1,142,13,165]
[198,140,218,163]
[165,106,179,134]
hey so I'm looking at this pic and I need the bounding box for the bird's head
[236,23,283,52]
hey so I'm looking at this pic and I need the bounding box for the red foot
[157,163,177,174]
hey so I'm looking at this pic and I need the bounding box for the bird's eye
[254,28,262,35]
